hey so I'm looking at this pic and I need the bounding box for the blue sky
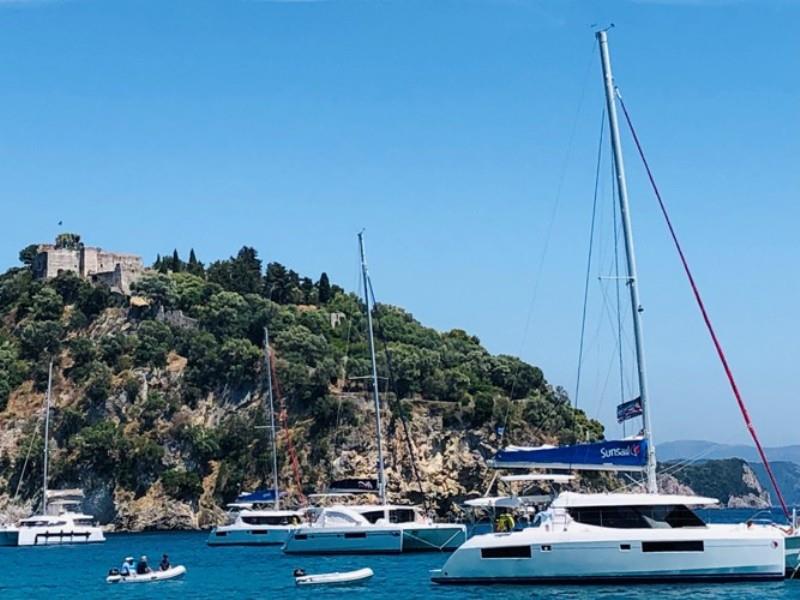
[0,0,797,446]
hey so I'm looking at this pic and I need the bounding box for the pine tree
[171,249,181,273]
[318,272,331,304]
[187,248,204,276]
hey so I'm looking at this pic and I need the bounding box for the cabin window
[250,530,269,535]
[344,532,367,539]
[481,545,532,559]
[620,544,631,551]
[215,532,228,537]
[568,505,705,529]
[642,541,704,553]
[293,534,308,540]
[361,508,416,524]
[73,519,93,526]
[242,515,290,525]
[540,545,552,552]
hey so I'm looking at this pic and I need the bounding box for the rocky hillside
[659,458,770,508]
[0,242,606,530]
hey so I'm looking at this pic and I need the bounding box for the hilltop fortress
[32,233,144,294]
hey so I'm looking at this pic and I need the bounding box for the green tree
[0,338,27,411]
[19,320,63,359]
[317,272,332,304]
[187,248,204,276]
[134,320,173,367]
[18,244,39,266]
[131,273,178,310]
[199,291,248,339]
[67,337,98,382]
[219,338,261,387]
[30,287,64,321]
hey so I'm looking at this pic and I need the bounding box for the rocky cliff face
[659,459,771,508]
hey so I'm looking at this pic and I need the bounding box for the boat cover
[490,438,648,472]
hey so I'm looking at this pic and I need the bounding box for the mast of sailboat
[42,358,53,515]
[597,29,658,494]
[358,231,387,506]
[263,326,281,510]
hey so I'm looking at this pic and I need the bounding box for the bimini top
[464,496,524,509]
[490,439,648,472]
[499,474,575,483]
[550,492,719,508]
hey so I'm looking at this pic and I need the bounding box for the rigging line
[611,154,626,408]
[574,108,606,411]
[617,93,791,520]
[366,276,430,513]
[499,40,599,445]
[14,413,43,500]
[332,255,361,467]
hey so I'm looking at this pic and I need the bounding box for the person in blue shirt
[120,557,135,576]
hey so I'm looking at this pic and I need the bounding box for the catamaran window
[568,505,705,529]
[361,509,416,524]
[481,546,532,559]
[21,520,66,528]
[241,515,291,525]
[642,541,704,552]
[73,519,94,526]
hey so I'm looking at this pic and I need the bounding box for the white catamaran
[208,327,303,546]
[283,232,467,554]
[431,30,785,584]
[0,361,105,547]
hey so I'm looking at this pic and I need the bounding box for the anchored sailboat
[283,232,466,554]
[432,30,784,584]
[0,360,105,547]
[208,326,303,546]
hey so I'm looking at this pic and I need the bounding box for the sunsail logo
[600,443,641,459]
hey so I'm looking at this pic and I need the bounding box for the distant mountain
[658,440,800,465]
[659,441,800,505]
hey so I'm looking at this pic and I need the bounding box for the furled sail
[489,438,648,472]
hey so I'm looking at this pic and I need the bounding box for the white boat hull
[283,526,404,554]
[207,524,296,546]
[295,567,374,586]
[400,524,467,552]
[433,524,785,584]
[4,525,105,546]
[107,565,186,583]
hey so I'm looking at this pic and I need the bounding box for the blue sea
[3,509,800,599]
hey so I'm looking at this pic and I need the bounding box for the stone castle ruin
[32,233,144,295]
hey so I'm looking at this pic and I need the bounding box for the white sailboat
[431,30,785,584]
[208,327,303,546]
[283,232,467,554]
[0,361,105,547]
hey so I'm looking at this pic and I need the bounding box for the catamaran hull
[433,529,784,584]
[207,525,296,546]
[14,526,105,546]
[283,527,404,554]
[401,525,467,552]
[784,533,800,575]
[0,529,19,546]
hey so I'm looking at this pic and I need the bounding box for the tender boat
[107,565,187,583]
[433,492,784,584]
[294,567,373,586]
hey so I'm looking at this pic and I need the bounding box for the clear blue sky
[1,0,797,446]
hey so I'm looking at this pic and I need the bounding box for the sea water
[2,509,800,599]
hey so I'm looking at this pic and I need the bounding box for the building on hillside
[32,233,144,294]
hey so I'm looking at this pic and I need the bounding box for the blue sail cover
[490,438,648,472]
[236,489,283,503]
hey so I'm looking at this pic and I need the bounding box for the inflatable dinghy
[106,565,187,583]
[294,567,373,586]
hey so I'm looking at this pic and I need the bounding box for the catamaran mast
[42,359,53,515]
[263,326,281,510]
[358,231,387,505]
[597,30,658,493]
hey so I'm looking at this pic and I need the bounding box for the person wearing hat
[120,557,135,576]
[136,555,151,575]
